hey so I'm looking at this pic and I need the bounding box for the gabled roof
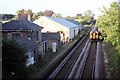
[16,38,40,51]
[46,17,78,28]
[2,20,43,31]
[42,32,60,42]
[65,19,81,26]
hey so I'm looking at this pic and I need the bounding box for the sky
[0,0,118,19]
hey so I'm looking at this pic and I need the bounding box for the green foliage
[97,2,120,77]
[37,11,44,16]
[1,14,15,20]
[74,10,95,25]
[32,13,36,21]
[27,9,32,15]
[64,16,72,19]
[16,10,27,14]
[103,42,119,78]
[2,39,27,79]
[83,10,95,25]
[16,9,33,15]
[96,2,119,49]
[52,13,62,18]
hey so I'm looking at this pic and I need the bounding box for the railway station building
[34,16,79,45]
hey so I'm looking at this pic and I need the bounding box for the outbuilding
[41,32,60,53]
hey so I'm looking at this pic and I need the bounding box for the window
[12,33,21,39]
[28,32,32,39]
[7,33,11,39]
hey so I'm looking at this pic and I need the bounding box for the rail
[48,35,88,79]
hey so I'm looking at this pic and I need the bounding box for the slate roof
[42,33,60,42]
[2,20,43,31]
[46,17,78,28]
[65,19,81,26]
[16,38,40,51]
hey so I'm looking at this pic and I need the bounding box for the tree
[96,2,120,77]
[96,2,119,47]
[2,39,27,79]
[37,11,44,16]
[16,9,27,14]
[83,10,95,24]
[16,10,22,14]
[64,16,72,19]
[32,13,36,21]
[52,13,62,18]
[27,9,32,15]
[1,14,15,20]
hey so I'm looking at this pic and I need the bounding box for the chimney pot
[22,9,24,14]
[27,11,29,15]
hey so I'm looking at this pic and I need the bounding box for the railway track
[40,29,91,79]
[80,42,97,79]
[48,32,91,79]
[67,41,102,79]
[41,28,104,79]
[48,40,102,79]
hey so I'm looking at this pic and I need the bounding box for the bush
[2,39,27,79]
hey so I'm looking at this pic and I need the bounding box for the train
[90,27,103,41]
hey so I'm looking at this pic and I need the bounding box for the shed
[41,32,60,53]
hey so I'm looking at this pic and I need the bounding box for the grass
[27,33,82,78]
[103,42,119,78]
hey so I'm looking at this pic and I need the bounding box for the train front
[90,27,99,41]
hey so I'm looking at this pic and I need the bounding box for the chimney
[22,9,24,14]
[27,11,32,21]
[18,9,27,21]
[27,10,29,15]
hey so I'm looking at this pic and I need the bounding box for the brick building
[2,20,43,66]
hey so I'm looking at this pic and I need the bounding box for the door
[52,42,56,52]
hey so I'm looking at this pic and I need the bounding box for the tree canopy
[1,14,15,20]
[83,10,95,25]
[52,13,62,18]
[96,2,120,53]
[37,11,44,16]
[2,39,27,79]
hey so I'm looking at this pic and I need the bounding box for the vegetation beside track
[103,42,119,78]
